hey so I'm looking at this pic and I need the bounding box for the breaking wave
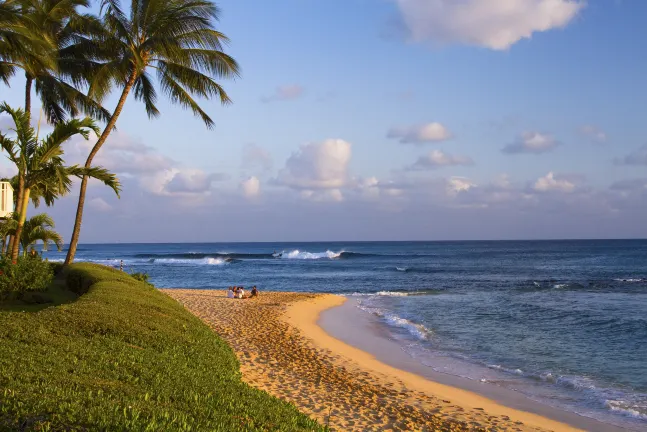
[134,250,372,261]
[136,252,273,260]
[350,289,442,297]
[394,267,445,274]
[152,257,232,266]
[356,305,432,340]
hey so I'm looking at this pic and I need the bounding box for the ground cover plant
[0,263,323,431]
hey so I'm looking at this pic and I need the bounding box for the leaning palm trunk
[24,73,32,116]
[64,0,238,263]
[65,72,136,264]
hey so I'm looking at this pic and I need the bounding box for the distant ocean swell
[134,250,372,260]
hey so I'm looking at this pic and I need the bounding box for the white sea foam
[154,257,229,266]
[279,250,342,260]
[486,364,524,376]
[357,305,432,340]
[606,401,647,420]
[614,278,644,283]
[349,291,422,297]
[396,267,408,272]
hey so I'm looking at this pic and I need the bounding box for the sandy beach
[161,290,588,432]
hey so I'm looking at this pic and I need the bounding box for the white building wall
[0,182,14,218]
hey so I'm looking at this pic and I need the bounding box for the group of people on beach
[227,285,258,299]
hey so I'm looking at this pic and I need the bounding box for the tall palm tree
[1,0,53,87]
[64,0,239,263]
[20,212,62,255]
[0,102,121,260]
[0,0,110,123]
[1,0,111,253]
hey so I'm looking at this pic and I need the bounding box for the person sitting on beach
[227,286,234,298]
[250,286,258,298]
[237,287,245,299]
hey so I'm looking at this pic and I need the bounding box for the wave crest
[357,305,432,340]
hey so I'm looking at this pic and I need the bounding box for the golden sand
[162,290,582,432]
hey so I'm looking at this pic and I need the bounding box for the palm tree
[1,0,110,123]
[0,102,121,260]
[64,0,239,263]
[0,213,17,255]
[20,212,62,255]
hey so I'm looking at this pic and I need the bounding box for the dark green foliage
[49,261,64,276]
[0,264,323,431]
[130,272,152,286]
[0,255,54,301]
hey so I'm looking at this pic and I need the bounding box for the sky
[1,0,646,243]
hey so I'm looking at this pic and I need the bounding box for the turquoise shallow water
[51,240,647,430]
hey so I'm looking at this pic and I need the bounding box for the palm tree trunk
[25,73,33,118]
[8,75,34,259]
[10,187,30,261]
[7,173,24,259]
[64,72,137,264]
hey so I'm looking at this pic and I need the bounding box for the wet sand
[162,290,591,431]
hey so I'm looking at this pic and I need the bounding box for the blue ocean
[48,240,647,430]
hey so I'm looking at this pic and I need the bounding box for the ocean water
[48,240,647,430]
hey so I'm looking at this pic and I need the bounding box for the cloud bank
[392,0,584,50]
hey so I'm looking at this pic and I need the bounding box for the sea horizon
[64,238,647,246]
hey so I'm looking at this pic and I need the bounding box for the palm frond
[20,213,63,252]
[68,165,121,197]
[133,70,159,118]
[158,70,213,128]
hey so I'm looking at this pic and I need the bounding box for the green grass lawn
[0,263,323,431]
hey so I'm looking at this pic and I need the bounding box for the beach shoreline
[162,289,623,431]
[314,296,629,432]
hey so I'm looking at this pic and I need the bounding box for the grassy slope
[0,264,322,431]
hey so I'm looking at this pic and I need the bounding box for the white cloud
[447,177,476,195]
[298,189,344,202]
[242,143,273,171]
[67,132,227,198]
[579,125,607,143]
[392,0,584,50]
[410,150,473,169]
[502,132,560,154]
[68,131,173,174]
[165,169,225,194]
[276,139,352,190]
[261,85,304,103]
[387,122,452,144]
[0,162,16,179]
[87,197,112,212]
[241,176,260,198]
[616,145,647,166]
[534,172,575,192]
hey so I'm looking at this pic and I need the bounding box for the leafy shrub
[130,272,153,286]
[0,255,54,301]
[49,261,65,276]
